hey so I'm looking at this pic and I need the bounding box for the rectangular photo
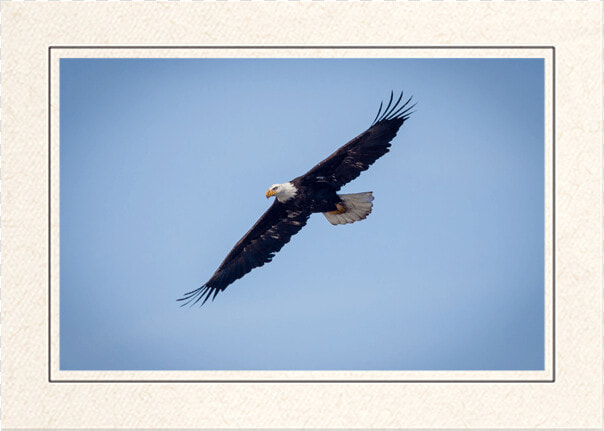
[58,57,545,372]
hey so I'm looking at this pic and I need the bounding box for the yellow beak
[266,189,277,198]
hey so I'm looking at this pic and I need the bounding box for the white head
[266,182,298,203]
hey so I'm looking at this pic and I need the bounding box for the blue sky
[60,58,544,370]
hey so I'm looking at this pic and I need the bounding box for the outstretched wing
[299,91,415,190]
[179,200,311,306]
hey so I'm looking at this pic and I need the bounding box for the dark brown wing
[299,92,415,190]
[178,200,311,306]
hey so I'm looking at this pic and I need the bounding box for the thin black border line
[48,45,556,384]
[48,46,53,383]
[50,45,555,49]
[551,46,556,383]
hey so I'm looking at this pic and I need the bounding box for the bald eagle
[179,92,415,306]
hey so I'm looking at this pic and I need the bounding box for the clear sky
[60,58,544,371]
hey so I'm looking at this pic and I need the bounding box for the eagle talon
[329,202,348,214]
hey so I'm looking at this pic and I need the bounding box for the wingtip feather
[371,91,415,126]
[177,284,215,307]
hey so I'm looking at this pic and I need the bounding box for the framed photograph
[55,53,551,379]
[2,2,601,429]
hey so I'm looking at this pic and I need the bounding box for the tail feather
[323,192,374,225]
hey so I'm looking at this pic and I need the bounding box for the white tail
[322,192,374,225]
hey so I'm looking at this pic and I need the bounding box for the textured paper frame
[1,2,601,429]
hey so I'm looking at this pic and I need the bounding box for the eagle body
[179,92,415,306]
[285,179,342,213]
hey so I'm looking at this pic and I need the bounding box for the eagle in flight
[179,91,415,306]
